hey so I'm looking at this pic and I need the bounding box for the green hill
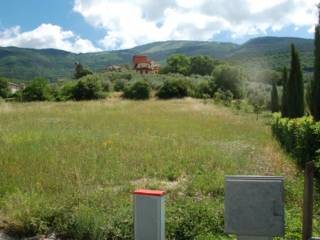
[0,37,314,82]
[228,37,313,71]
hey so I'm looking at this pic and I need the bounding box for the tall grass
[0,99,307,239]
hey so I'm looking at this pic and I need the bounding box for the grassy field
[0,98,309,239]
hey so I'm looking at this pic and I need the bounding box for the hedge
[271,113,320,177]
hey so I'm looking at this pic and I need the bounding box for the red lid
[133,189,166,196]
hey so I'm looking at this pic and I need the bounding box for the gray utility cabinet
[224,176,285,239]
[133,189,166,240]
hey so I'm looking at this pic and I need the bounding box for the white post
[133,189,166,240]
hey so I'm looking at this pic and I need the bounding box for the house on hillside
[132,55,160,74]
[106,65,123,72]
[8,82,25,94]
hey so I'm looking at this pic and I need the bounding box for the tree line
[271,22,320,179]
[0,54,247,103]
[270,24,320,122]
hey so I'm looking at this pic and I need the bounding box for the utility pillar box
[224,176,285,240]
[133,189,166,240]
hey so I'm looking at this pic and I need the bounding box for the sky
[0,0,318,53]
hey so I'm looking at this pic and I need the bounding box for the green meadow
[0,99,312,239]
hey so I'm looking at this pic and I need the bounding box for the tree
[0,77,9,98]
[163,54,191,75]
[287,44,304,118]
[189,56,215,76]
[248,69,281,85]
[22,77,51,101]
[72,75,103,101]
[248,90,265,120]
[74,63,93,79]
[281,67,289,117]
[212,65,244,99]
[271,80,280,113]
[310,25,320,121]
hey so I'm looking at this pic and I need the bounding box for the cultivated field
[0,99,307,239]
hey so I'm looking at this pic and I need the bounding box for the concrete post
[133,189,166,240]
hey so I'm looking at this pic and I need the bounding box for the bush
[271,113,320,177]
[110,72,132,81]
[22,77,51,102]
[123,80,150,100]
[212,65,244,99]
[50,81,76,101]
[156,79,190,99]
[74,63,92,79]
[60,81,77,101]
[214,89,233,106]
[0,77,10,98]
[101,80,111,92]
[194,80,216,99]
[113,79,127,92]
[72,76,104,101]
[166,198,224,240]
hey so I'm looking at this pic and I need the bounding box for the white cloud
[74,0,319,50]
[0,23,101,53]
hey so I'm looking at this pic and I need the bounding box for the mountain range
[0,36,314,82]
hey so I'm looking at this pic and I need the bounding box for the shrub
[0,77,10,98]
[114,79,127,92]
[22,77,51,102]
[74,63,92,79]
[50,84,63,102]
[214,89,233,106]
[194,80,216,98]
[110,72,132,81]
[212,65,244,99]
[166,198,224,240]
[50,81,76,101]
[123,80,150,100]
[60,81,77,101]
[101,80,111,92]
[156,79,189,99]
[1,191,75,237]
[72,76,104,101]
[271,113,320,178]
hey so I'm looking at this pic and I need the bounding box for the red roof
[133,189,166,196]
[133,55,150,65]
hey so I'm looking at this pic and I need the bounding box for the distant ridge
[0,37,314,82]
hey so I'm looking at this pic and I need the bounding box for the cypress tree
[281,67,288,117]
[287,44,304,118]
[310,25,320,121]
[271,80,280,113]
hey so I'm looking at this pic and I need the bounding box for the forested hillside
[0,37,314,82]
